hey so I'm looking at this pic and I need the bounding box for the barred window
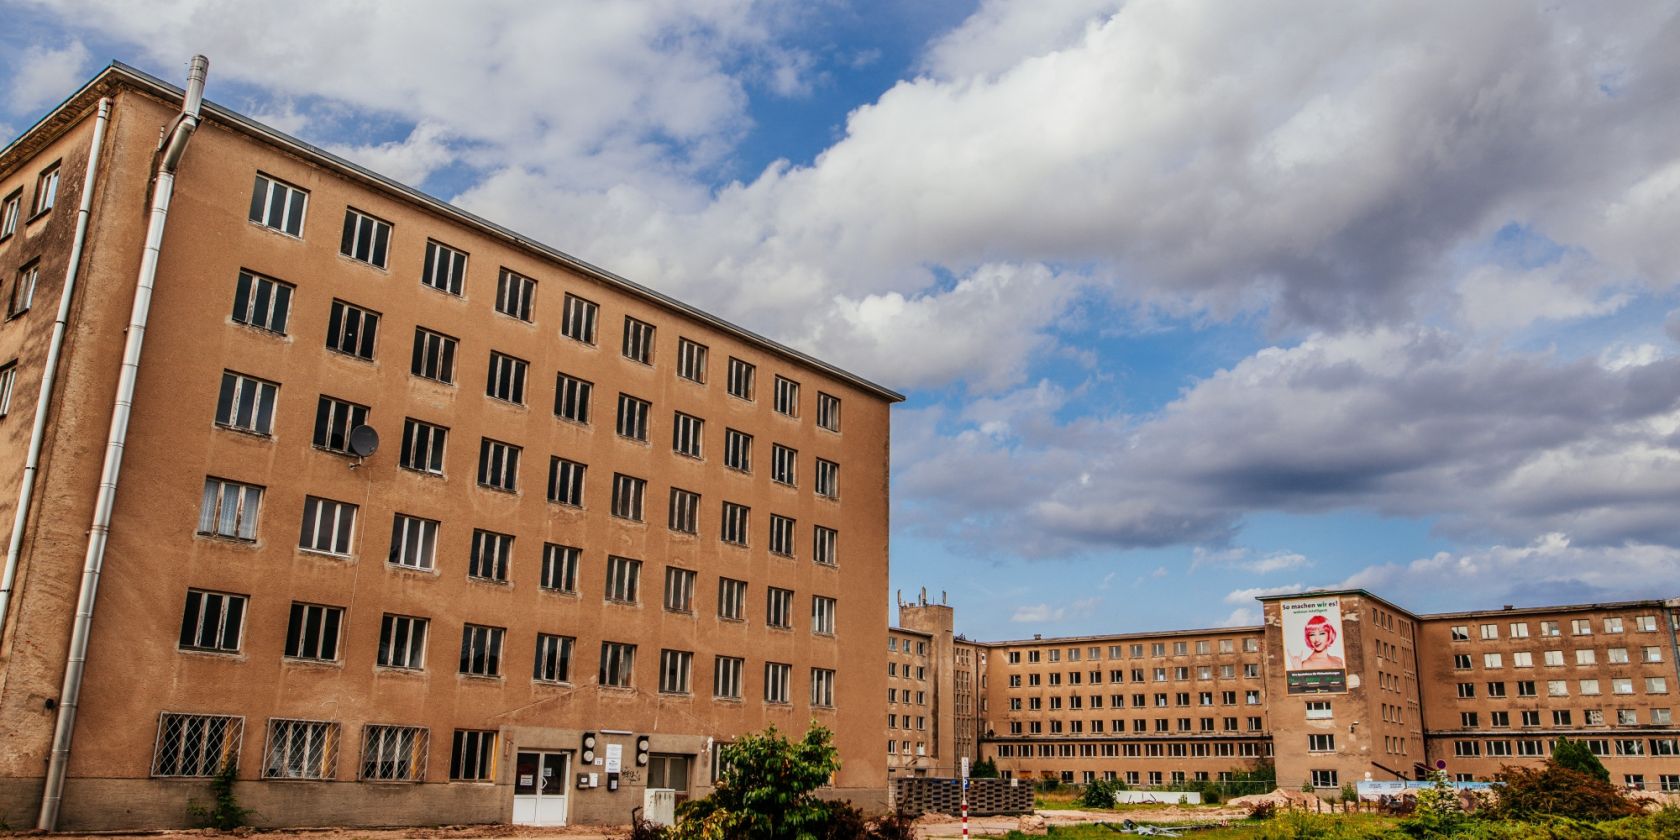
[660,649,693,694]
[811,668,836,707]
[817,392,841,432]
[299,496,357,555]
[180,589,246,652]
[361,724,428,781]
[714,656,744,699]
[326,299,379,359]
[664,566,696,613]
[673,412,703,458]
[411,327,457,383]
[612,473,646,521]
[668,488,699,534]
[677,338,707,383]
[616,393,650,441]
[541,544,580,593]
[813,526,838,566]
[377,614,427,669]
[718,578,746,621]
[400,418,447,474]
[199,478,263,540]
[773,376,799,417]
[724,428,752,472]
[815,459,839,499]
[450,730,496,781]
[600,641,636,687]
[562,294,598,344]
[769,515,796,557]
[771,444,797,486]
[421,240,467,295]
[721,502,749,546]
[216,372,278,435]
[340,208,391,268]
[232,270,293,334]
[470,529,513,582]
[548,457,585,506]
[812,596,836,635]
[313,395,368,453]
[766,587,793,629]
[555,373,591,423]
[727,357,755,400]
[496,268,536,321]
[606,556,641,603]
[284,602,343,661]
[623,316,655,364]
[459,624,505,677]
[388,514,438,570]
[263,718,339,779]
[487,351,528,404]
[765,662,791,704]
[478,438,520,491]
[153,713,243,777]
[534,633,574,682]
[249,173,307,236]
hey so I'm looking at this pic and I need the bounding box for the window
[1577,649,1597,665]
[229,271,296,337]
[299,497,356,555]
[215,372,278,435]
[769,514,796,557]
[600,641,636,687]
[773,376,799,416]
[1573,619,1592,635]
[612,473,646,521]
[541,544,579,593]
[1513,651,1533,668]
[1581,679,1601,695]
[1637,615,1659,632]
[659,649,693,694]
[555,373,591,423]
[534,633,574,682]
[1488,681,1507,698]
[724,428,752,471]
[1511,622,1530,638]
[673,412,703,457]
[179,589,246,652]
[1542,620,1560,636]
[421,240,467,295]
[9,260,38,316]
[361,724,427,781]
[664,566,696,613]
[815,459,839,498]
[605,555,641,603]
[1609,647,1629,664]
[1306,701,1332,720]
[249,173,306,236]
[622,316,655,364]
[1522,710,1540,726]
[469,529,513,582]
[548,457,585,506]
[313,395,368,454]
[771,444,797,486]
[377,615,427,669]
[714,656,744,699]
[459,624,504,677]
[668,487,700,534]
[817,392,840,432]
[1484,652,1503,669]
[153,713,242,777]
[1308,734,1335,752]
[813,526,838,566]
[1649,677,1670,694]
[721,501,750,545]
[450,730,496,781]
[1604,617,1624,633]
[0,363,14,418]
[263,719,338,779]
[340,208,391,268]
[727,357,755,400]
[28,162,61,218]
[1549,680,1569,697]
[765,662,791,703]
[1545,650,1564,666]
[1645,646,1664,663]
[1454,654,1472,670]
[284,602,343,661]
[486,351,529,404]
[812,668,836,707]
[1612,678,1633,695]
[812,596,836,635]
[562,294,598,344]
[388,514,438,570]
[1457,683,1475,699]
[677,338,707,383]
[495,268,535,320]
[766,587,793,629]
[1451,625,1470,641]
[616,393,650,440]
[718,578,746,621]
[326,299,379,360]
[411,328,457,383]
[478,438,520,491]
[1311,770,1337,788]
[1618,709,1639,726]
[1481,623,1499,640]
[0,189,20,240]
[399,418,447,474]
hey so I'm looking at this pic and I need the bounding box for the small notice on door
[519,774,534,786]
[604,744,623,773]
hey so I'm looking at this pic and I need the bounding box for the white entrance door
[512,751,570,825]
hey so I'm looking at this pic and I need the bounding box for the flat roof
[980,625,1263,648]
[0,61,905,404]
[889,627,933,638]
[1419,597,1678,622]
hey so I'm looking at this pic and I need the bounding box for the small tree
[1551,736,1610,783]
[672,722,841,840]
[969,756,1000,779]
[1080,777,1126,809]
[1491,760,1640,821]
[1400,770,1465,837]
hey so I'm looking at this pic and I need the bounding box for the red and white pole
[961,800,968,838]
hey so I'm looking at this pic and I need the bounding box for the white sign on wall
[605,743,623,773]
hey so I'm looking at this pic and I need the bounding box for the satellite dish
[348,425,380,458]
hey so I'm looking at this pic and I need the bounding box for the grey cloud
[1666,310,1680,344]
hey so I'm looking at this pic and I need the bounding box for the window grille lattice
[152,713,244,777]
[263,718,340,779]
[360,724,430,781]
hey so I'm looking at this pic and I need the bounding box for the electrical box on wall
[608,772,620,792]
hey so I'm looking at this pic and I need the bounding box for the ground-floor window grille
[152,713,243,777]
[263,718,339,779]
[361,724,428,781]
[450,730,497,781]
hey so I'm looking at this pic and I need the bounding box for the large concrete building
[0,61,901,830]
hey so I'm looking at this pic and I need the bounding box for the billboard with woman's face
[1281,597,1347,694]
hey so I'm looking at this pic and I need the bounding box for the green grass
[996,814,1402,839]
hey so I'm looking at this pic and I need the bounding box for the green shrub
[669,722,841,840]
[1551,737,1610,783]
[186,763,252,830]
[969,756,1000,779]
[1490,760,1641,822]
[1079,777,1126,808]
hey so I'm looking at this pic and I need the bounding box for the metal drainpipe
[37,56,208,832]
[0,97,112,648]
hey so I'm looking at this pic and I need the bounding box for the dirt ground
[911,805,1252,838]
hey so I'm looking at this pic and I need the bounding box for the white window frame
[421,239,467,295]
[677,338,707,383]
[411,327,458,383]
[562,294,598,344]
[548,457,585,506]
[198,477,263,541]
[622,316,655,364]
[299,495,357,556]
[541,543,580,593]
[495,268,535,321]
[215,371,278,435]
[249,172,307,237]
[388,514,438,570]
[232,270,293,334]
[340,207,392,268]
[555,373,591,424]
[377,614,428,670]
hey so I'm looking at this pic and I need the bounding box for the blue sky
[5,0,1679,641]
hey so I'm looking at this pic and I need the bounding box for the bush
[1079,777,1126,809]
[668,722,841,840]
[1551,737,1611,784]
[969,756,1000,779]
[186,763,252,830]
[1490,761,1641,822]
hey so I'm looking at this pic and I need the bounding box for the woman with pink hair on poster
[1289,614,1345,670]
